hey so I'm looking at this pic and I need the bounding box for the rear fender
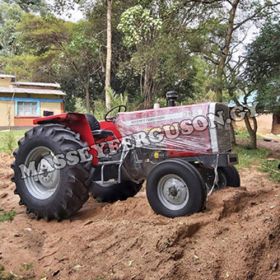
[34,113,98,165]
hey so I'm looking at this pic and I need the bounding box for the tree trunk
[105,0,112,110]
[272,113,280,135]
[143,65,153,109]
[244,114,258,149]
[216,0,240,102]
[85,84,90,113]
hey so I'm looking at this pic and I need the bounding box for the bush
[107,88,128,108]
[0,130,25,154]
[4,131,16,154]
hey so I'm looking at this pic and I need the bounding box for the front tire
[146,160,206,218]
[218,166,240,188]
[11,124,93,221]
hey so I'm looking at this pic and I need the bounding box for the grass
[261,160,280,183]
[235,129,250,140]
[235,128,262,141]
[20,263,33,272]
[0,265,16,280]
[234,145,280,183]
[0,210,16,223]
[0,264,35,280]
[234,145,269,169]
[234,130,280,183]
[0,130,25,154]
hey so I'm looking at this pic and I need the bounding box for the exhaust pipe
[166,91,178,107]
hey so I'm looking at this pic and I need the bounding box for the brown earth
[0,153,279,280]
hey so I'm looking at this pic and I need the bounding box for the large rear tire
[146,160,206,218]
[90,181,143,203]
[218,166,240,188]
[11,124,94,221]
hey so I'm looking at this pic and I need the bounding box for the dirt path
[0,153,279,280]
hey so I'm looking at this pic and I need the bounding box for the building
[0,74,65,129]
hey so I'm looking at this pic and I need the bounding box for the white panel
[208,103,219,153]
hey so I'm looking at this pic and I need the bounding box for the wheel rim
[157,174,189,211]
[24,146,60,200]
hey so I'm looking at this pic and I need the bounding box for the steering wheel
[104,105,127,122]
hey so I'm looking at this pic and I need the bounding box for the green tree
[118,1,211,108]
[1,0,48,14]
[0,2,24,56]
[247,20,280,135]
[2,13,103,113]
[50,0,212,108]
[183,0,280,102]
[105,0,112,110]
[13,13,72,80]
[52,0,115,111]
[63,21,103,112]
[118,4,162,108]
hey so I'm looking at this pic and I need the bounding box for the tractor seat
[86,114,100,131]
[85,114,114,140]
[92,130,114,140]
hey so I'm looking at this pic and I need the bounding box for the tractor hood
[115,102,232,154]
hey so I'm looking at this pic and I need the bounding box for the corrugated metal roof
[0,74,16,78]
[13,82,61,88]
[0,87,66,96]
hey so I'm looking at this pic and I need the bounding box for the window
[16,101,40,117]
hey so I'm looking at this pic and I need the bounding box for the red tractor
[11,92,240,220]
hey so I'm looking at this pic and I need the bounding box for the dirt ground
[0,153,279,280]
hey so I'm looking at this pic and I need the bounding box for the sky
[47,0,84,22]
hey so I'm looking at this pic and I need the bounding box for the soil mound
[0,154,279,280]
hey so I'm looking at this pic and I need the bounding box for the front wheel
[197,165,240,191]
[146,160,206,218]
[90,180,143,203]
[218,166,240,188]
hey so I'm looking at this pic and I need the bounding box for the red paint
[34,113,98,165]
[99,120,122,140]
[167,150,200,158]
[33,113,69,124]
